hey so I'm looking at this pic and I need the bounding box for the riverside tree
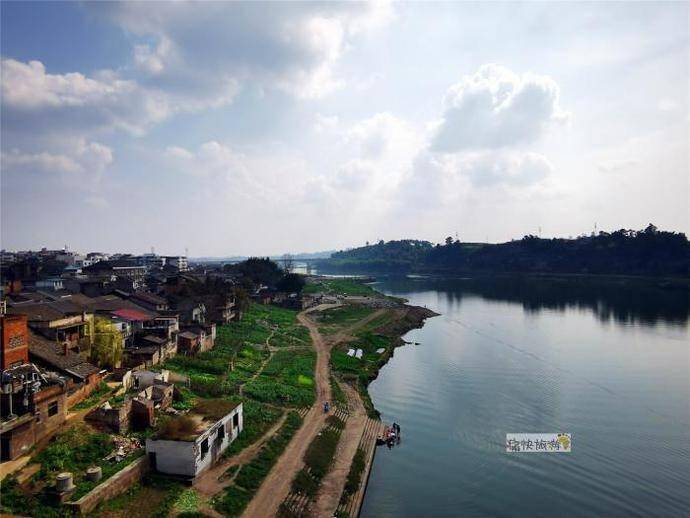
[91,317,124,369]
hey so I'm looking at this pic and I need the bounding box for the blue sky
[1,1,688,256]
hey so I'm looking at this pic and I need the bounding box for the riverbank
[306,277,438,418]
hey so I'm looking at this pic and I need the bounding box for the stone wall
[64,455,149,515]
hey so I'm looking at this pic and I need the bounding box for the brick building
[0,363,69,461]
[1,314,29,370]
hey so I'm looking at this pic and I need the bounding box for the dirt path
[242,304,339,518]
[195,412,289,498]
[312,382,368,517]
[329,308,387,345]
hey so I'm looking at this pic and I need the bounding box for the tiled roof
[6,300,84,322]
[111,308,154,321]
[28,333,100,381]
[131,292,167,305]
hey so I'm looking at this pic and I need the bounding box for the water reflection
[378,275,690,327]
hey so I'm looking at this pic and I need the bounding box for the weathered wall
[33,385,67,441]
[87,399,132,433]
[64,455,149,515]
[1,314,29,369]
[66,372,104,408]
[145,438,197,477]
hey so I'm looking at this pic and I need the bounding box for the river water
[360,276,690,517]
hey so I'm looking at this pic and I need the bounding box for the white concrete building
[146,401,243,479]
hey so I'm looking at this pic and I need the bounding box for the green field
[303,278,379,297]
[162,303,315,406]
[314,304,376,335]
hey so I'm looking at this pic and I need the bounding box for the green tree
[277,273,306,293]
[91,318,124,368]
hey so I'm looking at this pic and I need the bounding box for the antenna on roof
[185,247,189,258]
[151,246,155,255]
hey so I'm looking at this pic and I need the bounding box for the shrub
[303,428,341,479]
[291,468,319,496]
[344,448,366,495]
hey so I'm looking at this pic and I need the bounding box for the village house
[177,322,215,355]
[1,314,29,370]
[0,317,71,461]
[129,291,169,312]
[35,277,64,292]
[5,300,93,355]
[28,332,103,406]
[208,296,238,324]
[146,400,243,479]
[0,363,70,461]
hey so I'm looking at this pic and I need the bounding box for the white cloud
[346,112,419,159]
[598,158,639,173]
[455,151,553,187]
[431,64,569,152]
[91,1,393,101]
[657,99,679,112]
[0,59,135,109]
[1,140,113,176]
[164,141,245,177]
[314,113,340,133]
[0,58,173,138]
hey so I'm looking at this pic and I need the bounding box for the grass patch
[233,412,302,491]
[215,412,303,517]
[297,374,313,386]
[316,304,375,328]
[330,376,347,408]
[212,485,253,517]
[93,474,184,517]
[303,428,341,479]
[289,420,345,501]
[343,448,366,495]
[1,424,144,516]
[303,278,379,297]
[244,350,316,407]
[173,488,200,514]
[223,400,282,457]
[291,468,319,496]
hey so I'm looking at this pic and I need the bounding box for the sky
[1,1,688,257]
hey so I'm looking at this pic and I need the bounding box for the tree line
[318,225,689,277]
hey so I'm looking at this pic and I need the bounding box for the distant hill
[191,250,335,264]
[316,225,689,278]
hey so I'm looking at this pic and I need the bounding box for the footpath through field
[242,304,339,518]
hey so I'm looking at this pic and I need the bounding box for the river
[359,276,690,517]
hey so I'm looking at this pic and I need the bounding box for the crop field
[162,303,315,407]
[243,350,316,408]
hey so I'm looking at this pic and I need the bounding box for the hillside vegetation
[317,225,689,277]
